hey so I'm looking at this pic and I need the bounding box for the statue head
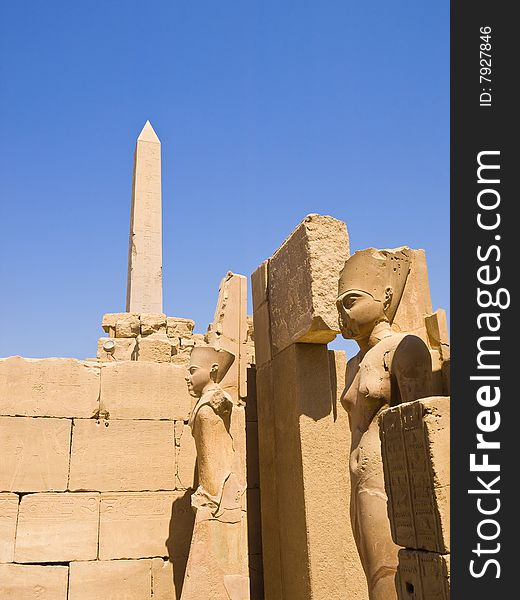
[185,346,235,398]
[337,247,411,341]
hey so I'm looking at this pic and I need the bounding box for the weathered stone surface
[15,493,99,562]
[0,493,18,562]
[268,214,349,355]
[167,316,195,339]
[396,550,450,600]
[69,420,175,492]
[0,564,68,599]
[97,337,137,362]
[137,335,173,362]
[380,397,450,553]
[175,423,197,490]
[140,312,167,336]
[0,417,71,492]
[99,491,186,559]
[151,558,180,600]
[251,301,271,368]
[0,357,99,418]
[100,361,191,420]
[115,313,141,338]
[126,121,163,314]
[69,560,152,600]
[251,260,269,308]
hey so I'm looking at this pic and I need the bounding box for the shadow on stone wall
[167,489,196,599]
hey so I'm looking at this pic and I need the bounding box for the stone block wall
[0,355,198,599]
[379,396,450,600]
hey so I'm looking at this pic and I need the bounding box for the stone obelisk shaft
[126,121,163,313]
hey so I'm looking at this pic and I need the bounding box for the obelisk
[126,121,163,313]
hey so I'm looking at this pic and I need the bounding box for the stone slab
[268,214,349,355]
[14,493,99,562]
[0,357,99,418]
[136,336,173,362]
[152,558,182,600]
[251,260,269,308]
[69,559,152,600]
[100,361,191,420]
[380,396,450,553]
[175,423,197,490]
[251,301,271,368]
[166,317,195,339]
[69,419,175,492]
[0,417,71,492]
[140,313,167,336]
[115,313,141,338]
[396,550,450,600]
[0,493,18,562]
[99,491,189,560]
[97,337,137,362]
[0,564,68,599]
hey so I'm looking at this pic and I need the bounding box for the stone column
[126,120,163,314]
[251,214,367,600]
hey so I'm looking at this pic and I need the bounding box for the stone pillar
[126,120,163,314]
[252,214,367,600]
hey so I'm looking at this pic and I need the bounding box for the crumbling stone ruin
[1,122,449,600]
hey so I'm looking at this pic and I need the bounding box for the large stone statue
[336,248,433,600]
[181,345,249,600]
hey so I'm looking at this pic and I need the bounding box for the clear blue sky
[0,1,449,359]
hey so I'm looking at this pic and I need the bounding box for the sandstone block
[380,396,450,553]
[14,493,99,562]
[97,337,137,362]
[252,301,271,367]
[268,214,349,355]
[396,550,450,600]
[175,423,197,490]
[100,361,191,420]
[69,419,175,492]
[167,316,195,339]
[69,559,152,600]
[251,261,269,308]
[137,336,173,362]
[0,493,18,562]
[115,313,141,338]
[99,491,187,559]
[0,417,71,492]
[0,357,99,418]
[152,558,184,600]
[140,312,167,336]
[102,312,118,336]
[0,564,68,599]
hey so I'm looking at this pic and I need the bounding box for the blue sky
[0,1,449,359]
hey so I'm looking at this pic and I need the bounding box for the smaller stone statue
[181,346,249,600]
[337,248,433,600]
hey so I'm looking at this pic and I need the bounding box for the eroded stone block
[97,337,137,362]
[167,317,195,339]
[99,491,188,559]
[251,261,269,308]
[252,301,271,367]
[137,336,173,362]
[115,313,141,338]
[0,493,18,562]
[268,214,349,355]
[175,423,197,490]
[69,420,175,492]
[140,313,167,336]
[380,396,450,553]
[69,559,152,600]
[15,493,99,562]
[100,362,191,420]
[152,558,180,600]
[0,357,99,418]
[0,564,68,599]
[396,550,450,600]
[0,417,71,492]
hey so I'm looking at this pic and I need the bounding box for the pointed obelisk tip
[137,120,160,143]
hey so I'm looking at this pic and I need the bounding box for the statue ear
[210,362,219,382]
[383,286,393,313]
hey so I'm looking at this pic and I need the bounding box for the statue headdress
[189,346,235,383]
[338,247,411,322]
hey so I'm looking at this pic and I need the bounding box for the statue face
[337,290,386,340]
[185,363,213,397]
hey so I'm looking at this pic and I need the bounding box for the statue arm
[392,334,433,404]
